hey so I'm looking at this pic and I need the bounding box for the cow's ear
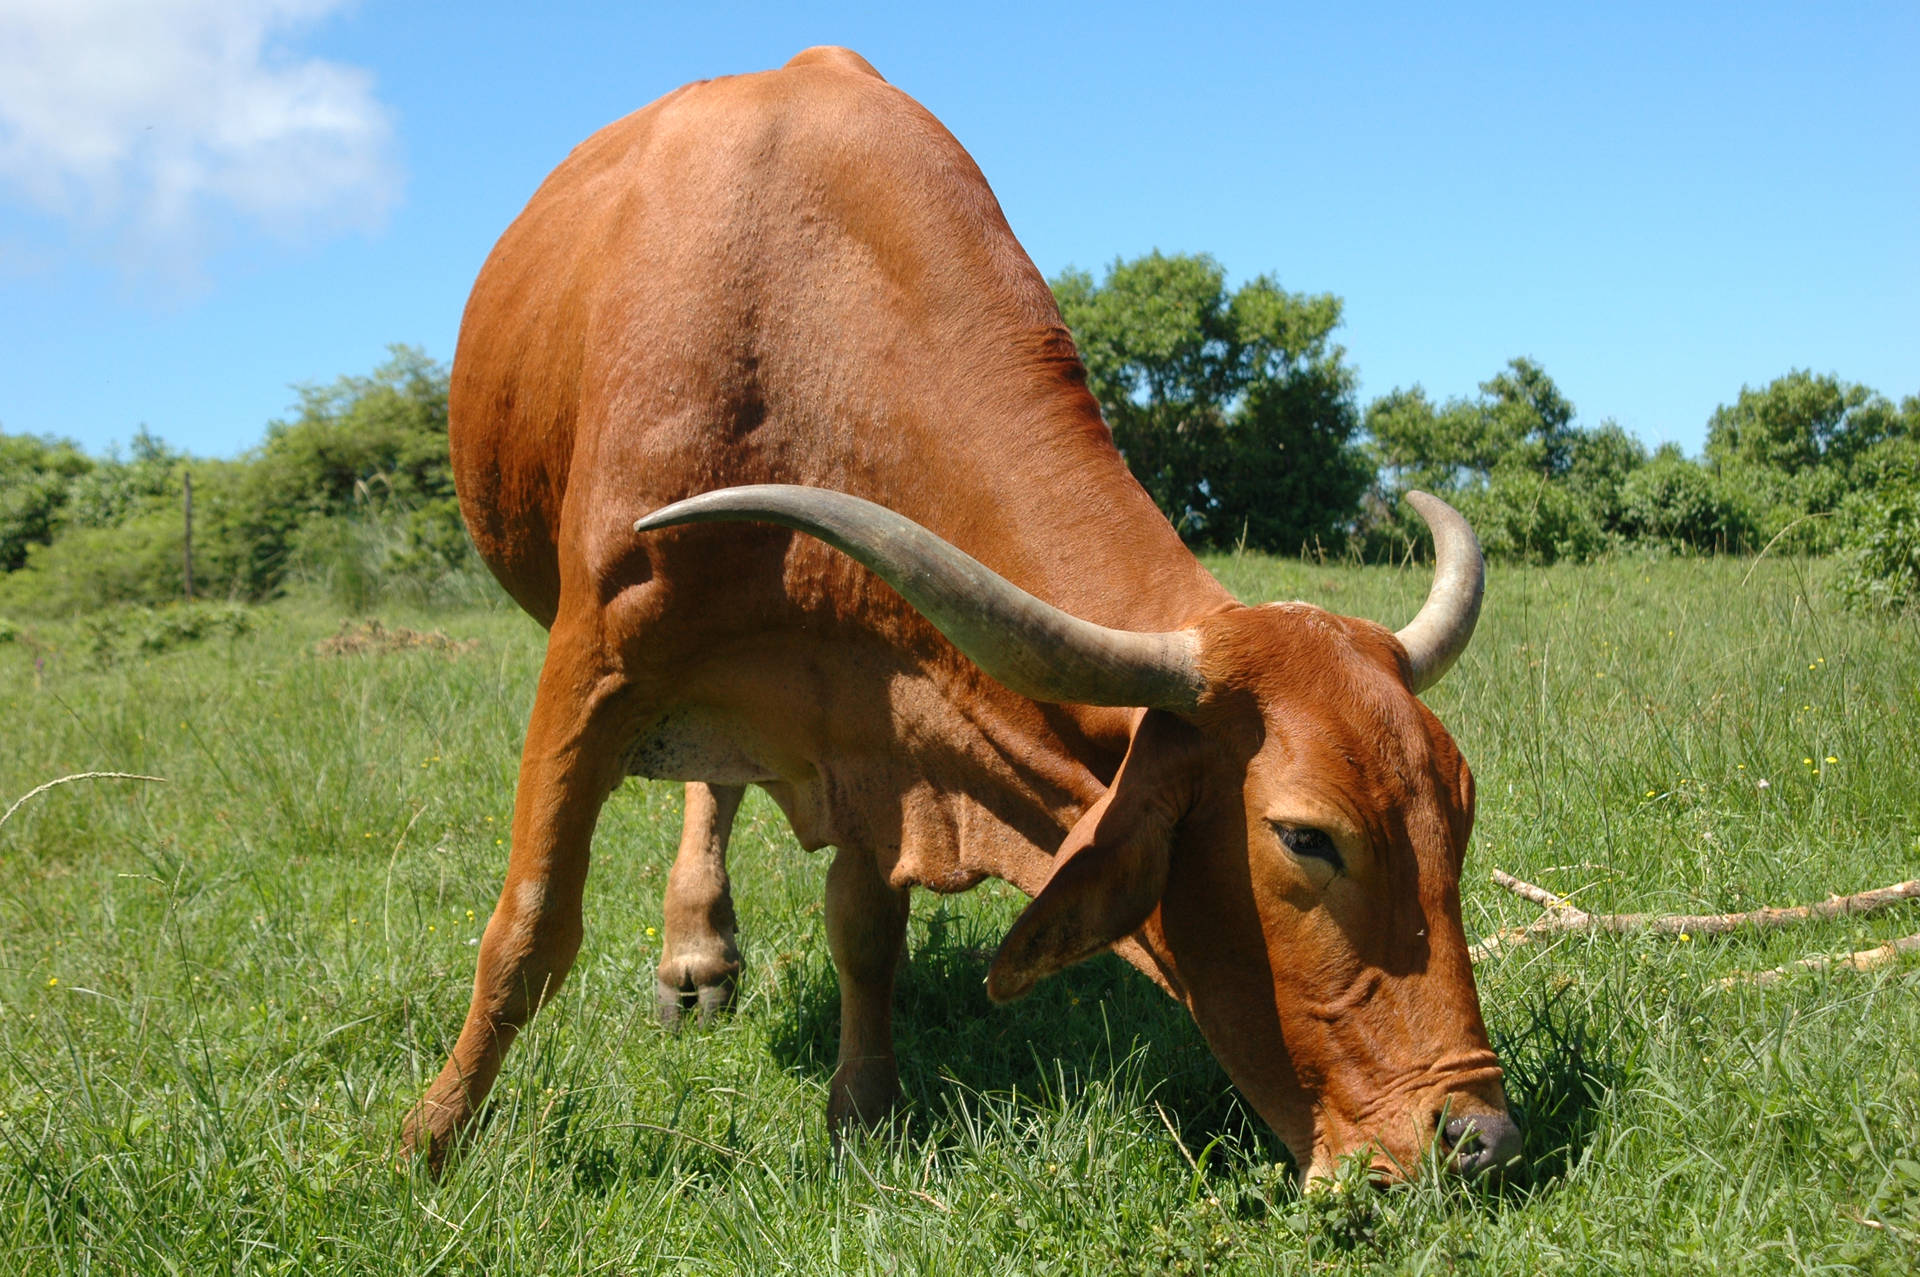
[986,711,1202,1003]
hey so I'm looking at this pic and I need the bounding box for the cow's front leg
[403,633,629,1171]
[656,781,744,1027]
[825,844,910,1140]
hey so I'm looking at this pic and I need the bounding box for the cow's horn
[635,485,1205,710]
[1394,490,1485,693]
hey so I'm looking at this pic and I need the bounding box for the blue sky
[1,0,1913,460]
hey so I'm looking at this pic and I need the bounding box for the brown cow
[405,45,1519,1183]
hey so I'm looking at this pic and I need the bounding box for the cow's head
[637,487,1516,1182]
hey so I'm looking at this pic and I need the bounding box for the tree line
[2,253,1917,617]
[0,347,470,616]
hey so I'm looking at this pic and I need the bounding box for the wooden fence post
[183,470,194,601]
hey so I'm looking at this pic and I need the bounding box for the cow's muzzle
[1439,1111,1523,1179]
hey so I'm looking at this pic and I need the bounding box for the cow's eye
[1276,825,1344,872]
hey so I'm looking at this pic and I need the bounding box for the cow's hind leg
[656,781,744,1027]
[403,627,629,1171]
[825,845,911,1141]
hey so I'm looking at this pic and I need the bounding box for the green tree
[1051,252,1368,551]
[1480,357,1578,478]
[1367,357,1580,489]
[1701,372,1912,553]
[1363,358,1630,563]
[1565,421,1649,534]
[1706,370,1905,477]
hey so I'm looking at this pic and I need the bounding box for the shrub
[213,345,456,600]
[285,515,385,612]
[1618,452,1757,553]
[1564,421,1648,535]
[0,510,198,615]
[1359,360,1646,564]
[1741,463,1852,554]
[1851,434,1920,492]
[0,349,470,615]
[1834,485,1920,614]
[1457,470,1610,565]
[0,456,276,616]
[284,502,489,611]
[133,602,253,652]
[77,602,253,666]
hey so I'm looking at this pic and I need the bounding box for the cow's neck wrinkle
[840,666,1129,899]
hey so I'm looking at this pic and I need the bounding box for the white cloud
[0,0,399,269]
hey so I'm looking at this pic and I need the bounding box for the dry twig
[1,771,167,830]
[1841,1206,1920,1246]
[1154,1101,1233,1229]
[841,1147,952,1213]
[1472,870,1920,961]
[1155,1101,1204,1178]
[856,1170,953,1214]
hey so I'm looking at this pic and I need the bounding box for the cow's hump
[783,46,887,81]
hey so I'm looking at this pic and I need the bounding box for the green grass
[2,557,1918,1274]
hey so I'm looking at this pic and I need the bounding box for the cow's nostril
[1442,1112,1522,1178]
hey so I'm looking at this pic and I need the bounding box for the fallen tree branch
[1490,872,1579,914]
[1720,934,1920,988]
[1,771,168,830]
[1471,870,1920,961]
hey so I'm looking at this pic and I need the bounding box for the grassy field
[2,555,1917,1274]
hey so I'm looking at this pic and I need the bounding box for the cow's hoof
[827,1065,902,1146]
[655,970,738,1029]
[400,1108,463,1179]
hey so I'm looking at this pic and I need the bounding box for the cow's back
[450,47,1155,630]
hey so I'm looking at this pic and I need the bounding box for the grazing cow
[406,45,1519,1182]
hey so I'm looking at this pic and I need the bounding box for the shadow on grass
[768,904,1285,1173]
[765,904,1629,1192]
